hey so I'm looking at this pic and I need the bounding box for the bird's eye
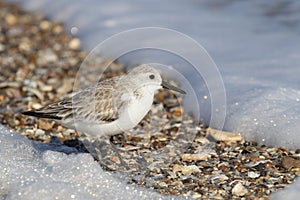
[149,74,155,79]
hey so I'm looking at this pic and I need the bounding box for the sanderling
[23,65,186,138]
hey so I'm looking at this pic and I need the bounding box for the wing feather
[23,77,123,123]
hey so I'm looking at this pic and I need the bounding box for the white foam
[0,125,175,200]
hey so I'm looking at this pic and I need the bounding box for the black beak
[161,80,186,94]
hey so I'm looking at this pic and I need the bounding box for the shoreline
[0,1,299,199]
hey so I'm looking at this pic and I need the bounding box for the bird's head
[127,65,186,94]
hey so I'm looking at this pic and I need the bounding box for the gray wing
[23,77,124,123]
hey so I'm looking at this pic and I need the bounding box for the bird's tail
[22,109,62,120]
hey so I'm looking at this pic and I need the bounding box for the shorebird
[23,65,186,137]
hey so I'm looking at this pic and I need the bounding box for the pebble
[23,87,44,101]
[232,183,248,197]
[23,79,38,88]
[5,14,17,25]
[19,40,31,52]
[248,171,260,178]
[195,137,210,145]
[40,85,53,92]
[0,43,5,52]
[191,193,202,199]
[39,20,51,30]
[181,153,211,161]
[38,119,54,130]
[31,103,42,110]
[210,174,229,184]
[53,24,63,34]
[207,128,243,142]
[56,79,73,94]
[173,164,200,175]
[281,156,300,170]
[112,156,121,164]
[68,38,80,50]
[36,129,45,136]
[25,129,34,135]
[37,49,58,65]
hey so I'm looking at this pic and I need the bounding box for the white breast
[117,89,154,132]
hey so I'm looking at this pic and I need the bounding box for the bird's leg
[81,136,129,171]
[108,136,129,169]
[142,111,152,148]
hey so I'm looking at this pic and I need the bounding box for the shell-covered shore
[0,2,299,199]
